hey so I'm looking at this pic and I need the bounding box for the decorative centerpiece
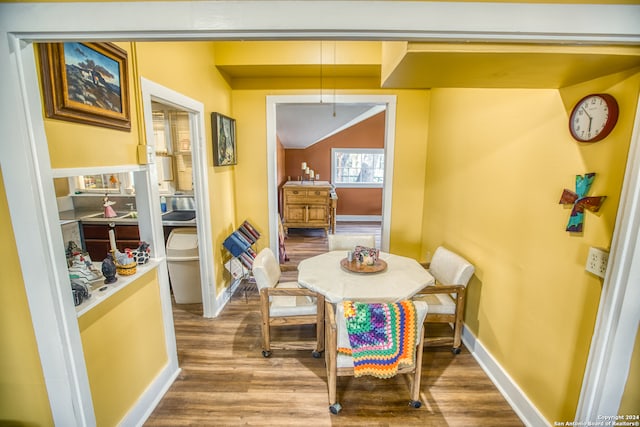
[353,246,380,264]
[341,246,386,274]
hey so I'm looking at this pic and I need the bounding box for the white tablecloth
[297,251,435,303]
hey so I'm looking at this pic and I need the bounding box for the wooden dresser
[282,181,336,235]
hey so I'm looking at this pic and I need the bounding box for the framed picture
[212,112,237,166]
[38,42,131,131]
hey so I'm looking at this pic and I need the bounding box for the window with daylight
[332,148,385,188]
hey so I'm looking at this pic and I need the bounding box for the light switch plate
[586,247,608,278]
[137,145,154,164]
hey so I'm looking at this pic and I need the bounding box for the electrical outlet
[586,247,608,278]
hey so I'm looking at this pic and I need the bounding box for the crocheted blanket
[339,300,418,378]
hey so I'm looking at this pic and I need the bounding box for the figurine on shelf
[103,194,117,218]
[133,241,151,265]
[114,248,137,276]
[102,252,117,284]
[68,252,102,283]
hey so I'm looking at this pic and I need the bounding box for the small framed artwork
[212,112,237,166]
[38,42,131,131]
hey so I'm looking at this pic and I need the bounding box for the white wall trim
[0,1,638,424]
[266,94,396,255]
[336,215,382,222]
[2,2,639,45]
[462,326,549,427]
[140,77,218,318]
[121,365,181,427]
[0,34,96,426]
[575,92,640,421]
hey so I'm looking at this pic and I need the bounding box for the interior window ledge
[75,258,160,317]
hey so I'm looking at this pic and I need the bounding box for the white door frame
[575,93,640,421]
[266,94,396,256]
[1,2,639,425]
[140,78,218,318]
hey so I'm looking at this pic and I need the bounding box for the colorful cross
[559,173,606,232]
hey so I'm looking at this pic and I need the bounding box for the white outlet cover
[586,247,608,278]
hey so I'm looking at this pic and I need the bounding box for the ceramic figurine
[103,194,117,218]
[68,253,102,283]
[102,252,117,284]
[114,249,133,266]
[71,280,90,306]
[133,241,151,265]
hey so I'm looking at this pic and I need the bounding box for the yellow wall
[422,71,640,422]
[78,269,166,426]
[134,41,237,294]
[0,170,53,426]
[31,41,198,424]
[38,42,141,168]
[231,87,430,259]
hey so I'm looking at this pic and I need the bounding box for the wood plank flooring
[145,223,523,426]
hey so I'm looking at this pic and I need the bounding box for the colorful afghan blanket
[339,300,418,378]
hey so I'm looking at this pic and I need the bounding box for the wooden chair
[413,246,475,354]
[252,248,324,358]
[324,300,429,414]
[327,234,376,251]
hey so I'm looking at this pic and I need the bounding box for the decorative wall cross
[559,173,606,232]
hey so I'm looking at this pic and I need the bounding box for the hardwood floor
[145,223,523,426]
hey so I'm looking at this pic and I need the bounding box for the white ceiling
[276,103,385,148]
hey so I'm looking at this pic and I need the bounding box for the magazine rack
[223,220,261,290]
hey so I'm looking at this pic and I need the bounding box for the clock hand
[581,106,592,119]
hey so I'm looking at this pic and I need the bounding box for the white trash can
[166,227,202,303]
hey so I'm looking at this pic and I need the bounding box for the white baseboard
[122,363,181,427]
[462,326,549,427]
[336,214,382,222]
[213,276,244,317]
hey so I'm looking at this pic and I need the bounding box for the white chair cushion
[412,293,455,315]
[336,301,428,368]
[429,246,475,287]
[269,281,317,317]
[328,234,376,251]
[252,248,281,290]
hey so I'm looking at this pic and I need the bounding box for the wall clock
[569,93,619,142]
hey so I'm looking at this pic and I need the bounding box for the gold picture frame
[38,42,131,131]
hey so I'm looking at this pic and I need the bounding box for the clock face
[569,94,619,142]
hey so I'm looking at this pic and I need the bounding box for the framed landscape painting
[38,42,131,131]
[212,112,237,166]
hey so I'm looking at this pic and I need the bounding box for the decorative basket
[115,261,137,276]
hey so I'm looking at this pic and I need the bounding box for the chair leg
[325,302,340,414]
[314,294,325,357]
[260,289,272,357]
[451,288,466,354]
[409,328,425,408]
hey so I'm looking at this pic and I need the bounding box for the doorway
[266,94,397,258]
[140,78,217,318]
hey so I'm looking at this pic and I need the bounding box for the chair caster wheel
[262,350,272,358]
[329,403,342,414]
[409,400,421,409]
[312,350,323,358]
[451,347,461,355]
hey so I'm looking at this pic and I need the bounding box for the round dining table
[297,250,435,303]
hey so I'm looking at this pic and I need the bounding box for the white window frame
[331,148,384,188]
[68,172,135,195]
